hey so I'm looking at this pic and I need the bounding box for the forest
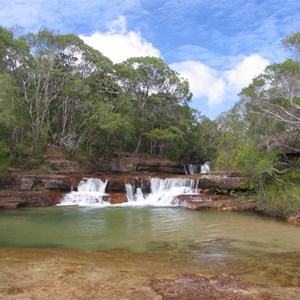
[0,26,299,217]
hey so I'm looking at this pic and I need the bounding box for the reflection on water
[0,207,299,287]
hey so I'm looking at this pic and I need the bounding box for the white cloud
[225,54,269,93]
[171,61,226,107]
[171,54,269,109]
[80,16,160,63]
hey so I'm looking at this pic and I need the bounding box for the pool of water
[0,207,300,289]
[0,206,299,254]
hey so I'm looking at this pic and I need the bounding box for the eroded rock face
[186,196,256,212]
[197,172,246,190]
[0,191,64,208]
[0,175,71,192]
[97,153,185,174]
[0,175,71,208]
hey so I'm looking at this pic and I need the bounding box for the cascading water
[59,177,198,207]
[148,177,197,206]
[184,162,211,174]
[59,178,109,206]
[125,177,197,206]
[184,164,200,175]
[201,162,210,173]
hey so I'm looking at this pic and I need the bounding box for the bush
[0,142,14,171]
[256,182,300,217]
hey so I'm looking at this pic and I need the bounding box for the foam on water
[59,177,197,207]
[59,178,109,207]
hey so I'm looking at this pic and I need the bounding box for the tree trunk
[135,133,142,153]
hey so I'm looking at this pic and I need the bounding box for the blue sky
[1,0,300,119]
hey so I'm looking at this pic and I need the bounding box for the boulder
[197,173,246,190]
[106,178,126,193]
[103,193,127,204]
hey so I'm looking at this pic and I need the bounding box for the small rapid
[59,177,198,207]
[59,178,109,207]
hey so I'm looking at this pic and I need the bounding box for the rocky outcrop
[197,172,247,190]
[185,196,256,212]
[0,175,72,208]
[96,153,185,174]
[0,191,65,208]
[0,175,71,192]
[0,173,249,209]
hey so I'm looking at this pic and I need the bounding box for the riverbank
[0,247,299,300]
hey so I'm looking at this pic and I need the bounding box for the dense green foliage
[214,31,300,216]
[0,26,218,165]
[0,26,299,216]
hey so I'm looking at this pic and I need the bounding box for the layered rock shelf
[0,173,251,209]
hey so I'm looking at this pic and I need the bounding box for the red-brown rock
[186,196,256,212]
[103,193,127,204]
[287,214,300,226]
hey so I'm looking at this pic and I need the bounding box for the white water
[59,178,109,207]
[201,162,210,173]
[184,164,200,175]
[59,177,197,207]
[125,178,197,207]
[184,162,210,174]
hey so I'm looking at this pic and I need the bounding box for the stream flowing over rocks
[0,173,254,212]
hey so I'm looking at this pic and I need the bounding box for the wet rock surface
[150,273,299,300]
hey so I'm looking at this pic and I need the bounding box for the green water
[0,207,299,254]
[1,207,300,287]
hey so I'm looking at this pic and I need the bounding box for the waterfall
[184,164,200,175]
[150,177,196,205]
[59,178,109,206]
[201,162,210,173]
[184,162,210,174]
[59,177,197,207]
[124,177,197,206]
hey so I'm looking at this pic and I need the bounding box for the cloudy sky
[1,0,300,119]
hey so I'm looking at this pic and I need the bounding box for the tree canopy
[0,26,215,165]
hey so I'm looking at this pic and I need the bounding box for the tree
[115,57,192,153]
[282,31,300,58]
[240,59,300,138]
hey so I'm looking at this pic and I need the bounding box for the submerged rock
[150,273,300,300]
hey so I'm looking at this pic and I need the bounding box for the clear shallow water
[1,207,300,288]
[0,207,299,255]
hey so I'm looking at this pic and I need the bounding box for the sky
[1,0,300,119]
